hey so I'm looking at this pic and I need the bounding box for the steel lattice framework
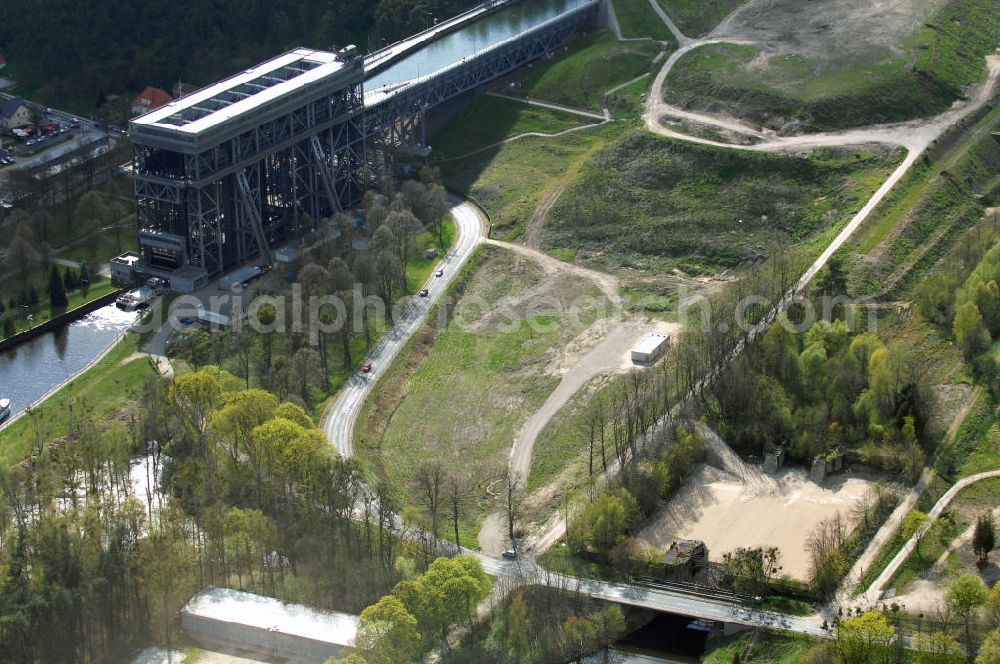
[363,0,599,147]
[130,49,368,283]
[126,1,598,288]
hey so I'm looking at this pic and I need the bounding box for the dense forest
[0,0,478,111]
[0,366,410,662]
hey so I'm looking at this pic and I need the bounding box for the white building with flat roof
[631,332,670,365]
[181,587,358,662]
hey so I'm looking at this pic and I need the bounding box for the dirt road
[508,322,664,488]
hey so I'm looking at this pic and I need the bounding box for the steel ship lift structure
[126,0,600,290]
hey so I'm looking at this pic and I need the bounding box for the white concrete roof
[182,587,358,646]
[633,333,669,355]
[132,49,348,135]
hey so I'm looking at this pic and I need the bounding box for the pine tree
[49,264,68,308]
[974,513,996,564]
[2,316,15,338]
[79,263,91,297]
[27,284,39,306]
[63,267,78,291]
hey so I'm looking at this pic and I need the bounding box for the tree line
[0,0,480,112]
[175,171,449,407]
[0,364,428,662]
[818,575,1000,663]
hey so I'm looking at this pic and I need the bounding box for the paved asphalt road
[322,196,485,456]
[480,558,827,637]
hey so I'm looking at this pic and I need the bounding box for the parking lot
[1,93,122,169]
[0,94,126,206]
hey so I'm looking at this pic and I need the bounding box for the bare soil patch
[638,464,877,579]
[713,0,946,67]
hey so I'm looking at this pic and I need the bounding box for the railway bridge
[124,0,600,290]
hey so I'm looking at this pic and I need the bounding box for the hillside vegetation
[611,0,675,42]
[512,29,661,110]
[540,131,902,275]
[664,0,1000,132]
[356,245,609,539]
[431,96,586,161]
[436,26,661,240]
[654,0,744,37]
[848,105,1000,298]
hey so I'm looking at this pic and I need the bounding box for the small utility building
[631,332,670,365]
[181,587,358,662]
[663,539,708,581]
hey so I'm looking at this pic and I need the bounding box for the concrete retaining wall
[0,289,122,353]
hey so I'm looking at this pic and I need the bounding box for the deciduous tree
[834,611,895,664]
[355,595,421,664]
[947,574,989,657]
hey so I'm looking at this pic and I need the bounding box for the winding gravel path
[859,470,1000,604]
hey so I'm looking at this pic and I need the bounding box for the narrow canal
[365,0,593,91]
[0,305,137,421]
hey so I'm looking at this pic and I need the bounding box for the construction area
[638,427,878,579]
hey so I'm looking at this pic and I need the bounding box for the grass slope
[439,121,623,241]
[513,29,660,110]
[653,0,744,37]
[861,477,1000,594]
[527,374,606,493]
[702,630,820,663]
[847,104,1000,298]
[541,131,902,275]
[664,0,1000,131]
[611,0,675,42]
[438,29,658,241]
[431,96,586,161]
[356,245,608,540]
[858,379,1000,593]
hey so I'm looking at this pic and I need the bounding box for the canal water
[581,613,708,663]
[0,305,137,421]
[365,0,593,91]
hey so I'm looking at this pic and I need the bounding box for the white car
[434,268,444,277]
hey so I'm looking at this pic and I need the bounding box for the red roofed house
[131,86,173,116]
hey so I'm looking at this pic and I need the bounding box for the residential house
[130,86,173,116]
[1,96,31,130]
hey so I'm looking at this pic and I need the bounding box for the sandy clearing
[638,465,876,579]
